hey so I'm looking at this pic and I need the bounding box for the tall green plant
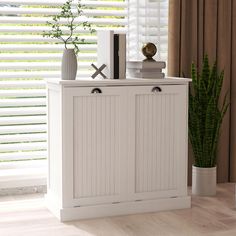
[189,55,229,167]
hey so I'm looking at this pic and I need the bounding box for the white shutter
[128,0,168,61]
[0,0,127,162]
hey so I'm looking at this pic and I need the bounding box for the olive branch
[43,0,95,54]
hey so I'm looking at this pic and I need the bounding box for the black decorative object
[91,63,107,79]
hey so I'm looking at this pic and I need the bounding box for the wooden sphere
[142,42,157,61]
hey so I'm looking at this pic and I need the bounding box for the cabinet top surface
[46,77,191,87]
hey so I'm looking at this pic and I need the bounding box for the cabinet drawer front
[63,87,127,206]
[128,85,188,200]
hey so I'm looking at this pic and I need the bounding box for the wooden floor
[0,183,236,236]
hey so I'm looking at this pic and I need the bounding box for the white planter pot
[61,49,77,80]
[192,166,216,196]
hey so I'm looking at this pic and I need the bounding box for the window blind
[128,0,168,61]
[0,0,127,162]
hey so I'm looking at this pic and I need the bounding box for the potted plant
[189,55,229,196]
[43,0,94,80]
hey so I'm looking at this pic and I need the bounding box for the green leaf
[189,54,229,167]
[42,0,95,49]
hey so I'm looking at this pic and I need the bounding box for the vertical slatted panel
[169,94,175,188]
[48,90,61,196]
[135,93,177,193]
[73,95,120,198]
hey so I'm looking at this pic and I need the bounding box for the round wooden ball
[142,43,157,61]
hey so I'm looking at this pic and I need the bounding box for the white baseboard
[45,194,191,222]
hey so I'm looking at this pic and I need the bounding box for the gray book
[118,34,126,79]
[138,68,162,73]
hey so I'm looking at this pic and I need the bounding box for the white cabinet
[46,78,191,221]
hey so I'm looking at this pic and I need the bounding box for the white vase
[61,49,77,80]
[192,166,216,196]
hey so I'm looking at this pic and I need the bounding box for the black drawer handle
[152,86,162,93]
[91,88,102,94]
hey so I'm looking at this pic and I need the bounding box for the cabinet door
[63,86,127,207]
[127,85,188,201]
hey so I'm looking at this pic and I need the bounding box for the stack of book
[97,30,126,79]
[127,61,166,79]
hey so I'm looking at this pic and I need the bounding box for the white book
[129,68,162,73]
[127,61,166,69]
[128,70,165,79]
[97,30,114,79]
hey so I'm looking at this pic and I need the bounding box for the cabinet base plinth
[45,195,191,222]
